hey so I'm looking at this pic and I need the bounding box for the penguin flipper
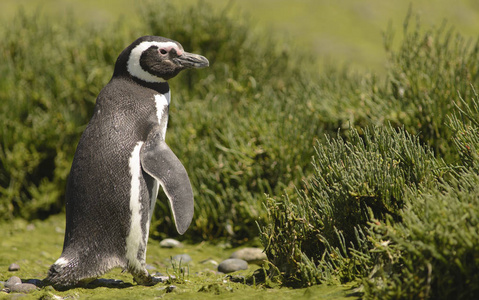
[140,135,194,235]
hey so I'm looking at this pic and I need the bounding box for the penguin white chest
[154,91,170,139]
[125,92,171,268]
[126,141,146,269]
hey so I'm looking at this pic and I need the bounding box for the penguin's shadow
[82,278,134,290]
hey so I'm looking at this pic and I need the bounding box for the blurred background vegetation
[1,0,479,298]
[2,0,479,73]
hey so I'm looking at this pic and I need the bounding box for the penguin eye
[159,49,168,55]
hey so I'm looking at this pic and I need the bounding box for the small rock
[199,258,218,266]
[152,274,170,283]
[217,258,248,274]
[171,254,192,263]
[5,276,21,288]
[230,247,267,265]
[8,263,20,272]
[159,238,182,248]
[166,285,177,293]
[10,283,38,293]
[152,272,176,282]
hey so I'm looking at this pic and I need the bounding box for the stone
[199,258,218,266]
[171,254,192,263]
[146,264,156,270]
[152,274,170,283]
[166,285,177,293]
[230,247,267,265]
[8,263,20,272]
[9,283,38,293]
[159,238,182,248]
[217,258,248,274]
[5,276,21,289]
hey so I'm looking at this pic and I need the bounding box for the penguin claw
[133,272,161,286]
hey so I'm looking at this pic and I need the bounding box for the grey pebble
[152,272,176,282]
[166,285,177,293]
[152,275,170,283]
[230,247,267,265]
[160,238,182,248]
[217,258,248,273]
[10,283,38,293]
[172,254,192,263]
[199,258,218,266]
[5,276,21,288]
[8,263,20,272]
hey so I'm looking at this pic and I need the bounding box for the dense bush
[258,15,479,298]
[259,126,445,286]
[363,171,479,299]
[0,9,126,219]
[380,13,479,159]
[365,93,479,298]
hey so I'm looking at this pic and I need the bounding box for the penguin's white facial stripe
[127,41,181,83]
[126,142,146,270]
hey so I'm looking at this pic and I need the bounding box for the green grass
[0,214,356,299]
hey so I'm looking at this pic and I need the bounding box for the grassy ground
[1,0,478,73]
[0,214,355,299]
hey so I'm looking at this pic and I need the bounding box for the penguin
[44,36,209,288]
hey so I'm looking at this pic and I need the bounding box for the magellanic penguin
[44,36,209,288]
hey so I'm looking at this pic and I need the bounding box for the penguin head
[114,36,209,83]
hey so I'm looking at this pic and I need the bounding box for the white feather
[154,93,170,139]
[54,257,69,267]
[126,141,145,270]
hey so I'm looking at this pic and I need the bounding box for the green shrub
[363,170,479,299]
[361,88,479,299]
[258,11,479,290]
[0,9,125,219]
[259,126,444,286]
[380,11,479,160]
[447,88,479,171]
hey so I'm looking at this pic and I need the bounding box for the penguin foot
[132,271,159,286]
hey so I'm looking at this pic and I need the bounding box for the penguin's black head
[114,36,209,82]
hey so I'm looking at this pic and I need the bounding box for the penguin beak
[174,52,209,69]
